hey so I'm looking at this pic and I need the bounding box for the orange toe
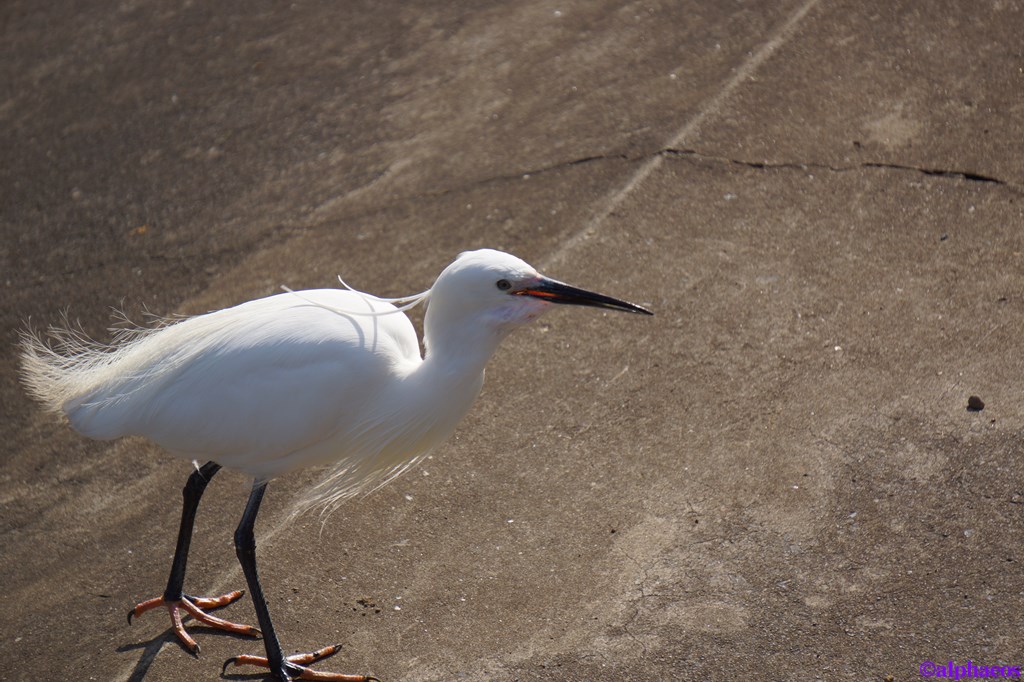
[128,590,258,654]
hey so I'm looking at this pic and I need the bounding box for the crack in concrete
[659,147,1017,189]
[424,146,1017,206]
[488,146,1014,189]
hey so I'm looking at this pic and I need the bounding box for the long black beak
[514,277,653,315]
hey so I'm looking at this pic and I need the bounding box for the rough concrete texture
[2,0,1023,680]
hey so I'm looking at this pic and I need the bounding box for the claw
[222,656,240,676]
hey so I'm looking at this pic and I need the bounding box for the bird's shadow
[116,632,172,682]
[117,626,269,681]
[219,669,287,681]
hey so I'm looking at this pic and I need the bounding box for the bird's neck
[421,307,508,380]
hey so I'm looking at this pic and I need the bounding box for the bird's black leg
[128,461,259,654]
[233,481,286,669]
[226,480,378,681]
[164,461,222,602]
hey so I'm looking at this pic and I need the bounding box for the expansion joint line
[543,0,822,269]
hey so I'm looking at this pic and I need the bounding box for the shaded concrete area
[2,1,1023,680]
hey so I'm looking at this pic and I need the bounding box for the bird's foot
[128,590,260,654]
[222,644,379,681]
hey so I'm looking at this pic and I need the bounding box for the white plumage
[22,249,650,511]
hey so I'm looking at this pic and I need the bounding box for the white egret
[20,248,652,681]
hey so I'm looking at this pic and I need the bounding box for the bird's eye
[496,279,512,291]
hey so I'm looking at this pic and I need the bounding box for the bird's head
[428,249,652,335]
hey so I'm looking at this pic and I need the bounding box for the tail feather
[19,325,92,417]
[18,321,164,436]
